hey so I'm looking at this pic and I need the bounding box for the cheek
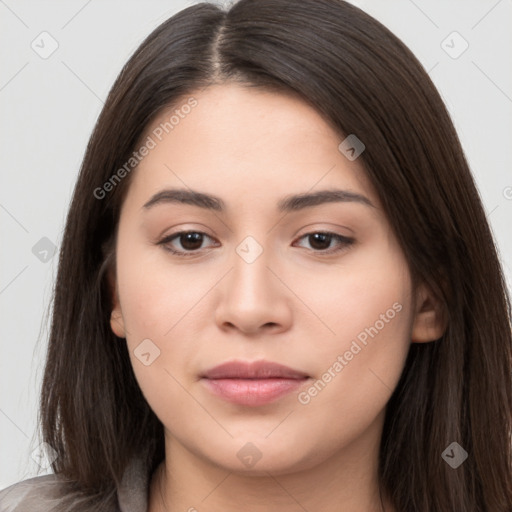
[291,304,411,464]
[116,238,203,338]
[293,245,413,416]
[115,238,216,413]
[293,242,412,351]
[117,258,196,424]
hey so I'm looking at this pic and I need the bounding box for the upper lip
[201,360,309,380]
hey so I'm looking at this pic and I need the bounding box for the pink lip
[200,360,310,406]
[201,360,309,379]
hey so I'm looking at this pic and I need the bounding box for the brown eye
[307,233,333,250]
[176,232,204,251]
[158,231,216,256]
[294,232,354,254]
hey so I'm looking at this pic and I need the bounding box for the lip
[201,360,309,380]
[200,360,310,406]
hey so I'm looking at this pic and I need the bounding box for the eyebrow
[142,188,375,213]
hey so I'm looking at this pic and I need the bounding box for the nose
[214,243,292,336]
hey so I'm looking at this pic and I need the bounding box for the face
[110,83,437,476]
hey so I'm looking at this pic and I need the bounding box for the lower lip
[201,377,309,406]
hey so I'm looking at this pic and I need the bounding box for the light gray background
[1,0,511,489]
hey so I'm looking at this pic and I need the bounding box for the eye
[158,231,217,256]
[157,230,354,257]
[293,232,354,254]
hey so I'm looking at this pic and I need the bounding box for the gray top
[0,457,149,512]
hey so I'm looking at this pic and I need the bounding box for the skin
[110,83,445,512]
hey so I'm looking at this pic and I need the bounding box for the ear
[410,282,447,343]
[107,266,126,339]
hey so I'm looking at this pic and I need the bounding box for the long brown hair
[39,0,512,510]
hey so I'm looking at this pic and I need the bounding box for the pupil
[182,232,202,250]
[310,233,331,250]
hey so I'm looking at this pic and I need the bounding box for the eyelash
[157,230,355,257]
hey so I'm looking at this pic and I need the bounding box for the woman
[1,0,511,510]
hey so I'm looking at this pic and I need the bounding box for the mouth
[200,360,310,407]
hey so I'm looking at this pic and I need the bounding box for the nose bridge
[214,232,291,333]
[230,234,273,302]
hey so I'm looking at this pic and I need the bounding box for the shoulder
[0,474,66,512]
[1,457,149,512]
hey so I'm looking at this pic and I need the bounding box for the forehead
[124,83,377,212]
